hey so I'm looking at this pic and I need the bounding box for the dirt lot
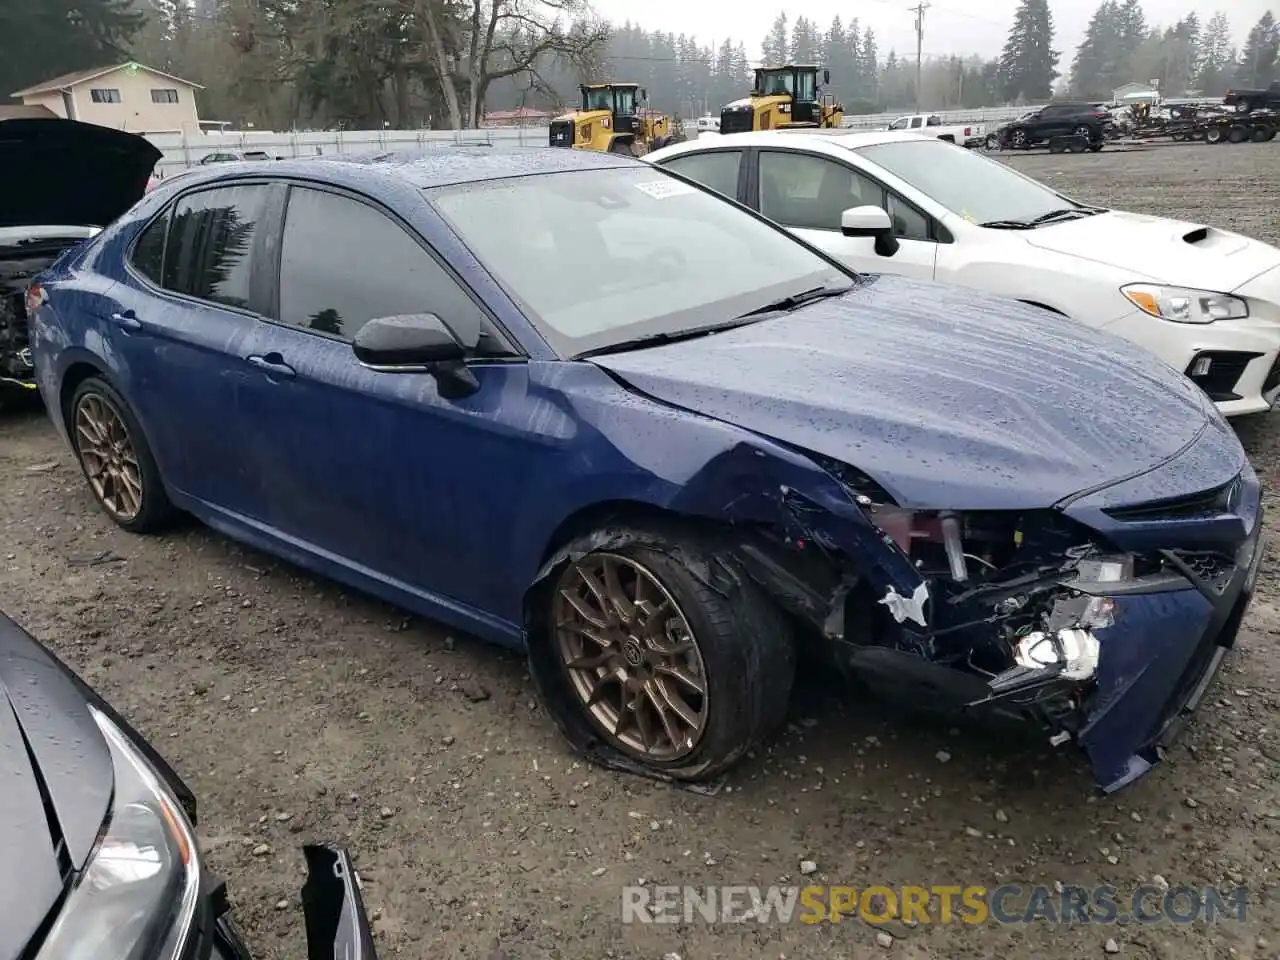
[2,141,1280,960]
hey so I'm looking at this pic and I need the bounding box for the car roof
[155,147,640,195]
[647,129,940,163]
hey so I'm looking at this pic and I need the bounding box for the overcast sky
[586,0,1273,64]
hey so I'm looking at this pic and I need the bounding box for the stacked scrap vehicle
[1120,101,1278,145]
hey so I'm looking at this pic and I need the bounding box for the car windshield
[583,88,613,111]
[854,139,1084,225]
[428,167,850,357]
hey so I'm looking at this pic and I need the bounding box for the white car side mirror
[840,205,900,257]
[841,205,892,234]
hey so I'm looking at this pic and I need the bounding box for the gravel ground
[2,141,1280,960]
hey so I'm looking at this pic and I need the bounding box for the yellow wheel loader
[548,83,683,156]
[719,65,844,134]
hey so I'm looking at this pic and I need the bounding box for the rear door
[101,181,285,518]
[749,148,938,279]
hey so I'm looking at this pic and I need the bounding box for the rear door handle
[246,353,296,379]
[110,311,142,332]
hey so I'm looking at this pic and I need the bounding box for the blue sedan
[28,144,1262,793]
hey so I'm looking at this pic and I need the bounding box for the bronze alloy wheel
[553,553,709,760]
[74,392,144,521]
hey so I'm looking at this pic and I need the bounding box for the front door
[754,149,937,280]
[235,183,535,614]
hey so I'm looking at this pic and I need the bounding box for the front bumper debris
[1075,522,1263,791]
[730,455,1264,793]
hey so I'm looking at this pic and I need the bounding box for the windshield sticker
[633,180,698,200]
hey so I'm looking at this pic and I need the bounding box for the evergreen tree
[790,16,817,64]
[762,13,789,66]
[1070,1,1120,99]
[0,0,145,98]
[1195,11,1234,94]
[1240,11,1279,87]
[860,28,880,104]
[998,0,1060,102]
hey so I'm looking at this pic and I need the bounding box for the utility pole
[913,2,929,112]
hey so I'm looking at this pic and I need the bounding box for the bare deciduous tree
[422,0,608,127]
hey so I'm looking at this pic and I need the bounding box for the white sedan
[645,130,1280,417]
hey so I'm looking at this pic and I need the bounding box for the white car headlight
[1122,283,1249,323]
[36,705,201,960]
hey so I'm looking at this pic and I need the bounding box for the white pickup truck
[886,113,986,146]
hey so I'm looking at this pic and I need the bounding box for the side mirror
[823,69,830,85]
[302,845,378,960]
[351,313,479,398]
[840,205,900,257]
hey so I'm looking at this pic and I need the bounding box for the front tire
[68,376,174,533]
[543,529,795,780]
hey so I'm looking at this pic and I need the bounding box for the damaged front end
[0,249,45,392]
[0,232,93,395]
[728,458,1264,793]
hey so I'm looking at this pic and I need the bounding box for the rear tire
[1205,126,1225,144]
[68,376,174,533]
[538,527,796,781]
[1228,124,1250,143]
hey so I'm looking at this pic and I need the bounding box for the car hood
[0,612,113,960]
[0,118,161,230]
[591,275,1213,510]
[1023,210,1280,292]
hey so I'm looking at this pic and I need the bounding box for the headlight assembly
[36,705,201,960]
[1122,283,1249,323]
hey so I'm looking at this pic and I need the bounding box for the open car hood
[0,118,161,229]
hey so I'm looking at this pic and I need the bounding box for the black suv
[991,102,1112,150]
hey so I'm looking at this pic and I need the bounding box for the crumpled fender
[519,441,930,784]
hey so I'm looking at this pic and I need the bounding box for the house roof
[485,108,552,119]
[0,104,59,120]
[11,62,204,98]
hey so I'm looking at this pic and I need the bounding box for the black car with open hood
[0,118,161,397]
[0,609,378,960]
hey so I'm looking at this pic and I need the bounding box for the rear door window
[162,184,272,310]
[130,209,169,285]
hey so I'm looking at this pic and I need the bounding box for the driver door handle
[246,353,296,379]
[110,311,142,332]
